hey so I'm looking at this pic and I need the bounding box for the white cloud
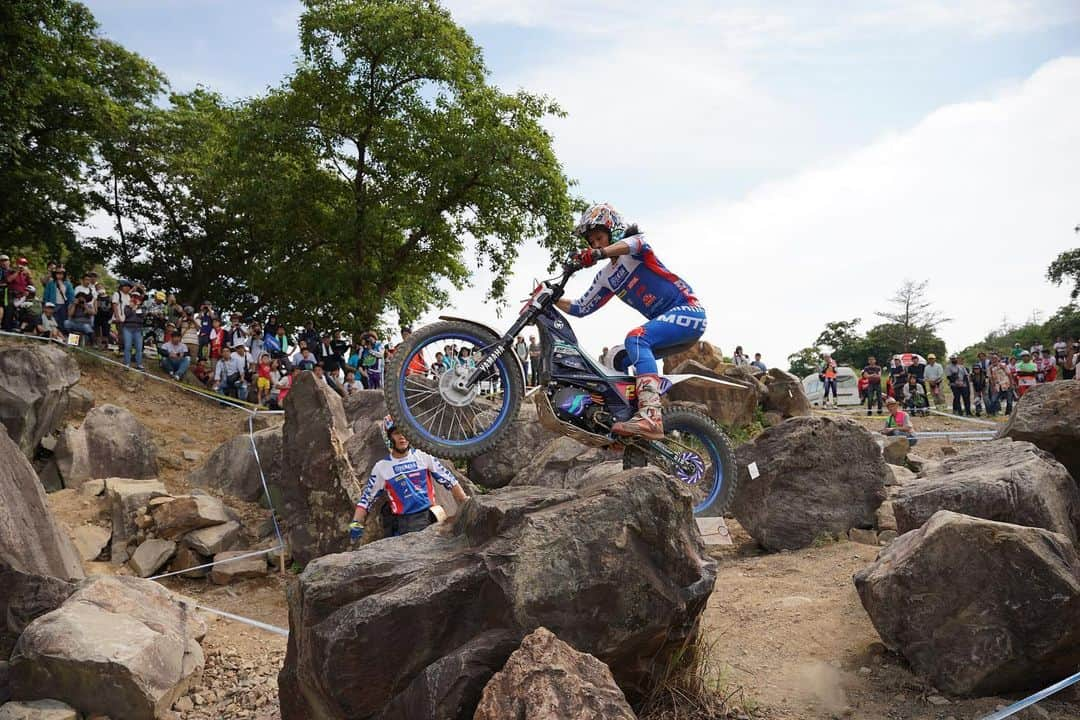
[429,57,1080,370]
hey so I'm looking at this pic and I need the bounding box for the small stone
[878,530,898,544]
[173,696,194,712]
[927,694,950,706]
[0,699,79,719]
[128,538,177,577]
[858,666,872,675]
[148,496,175,507]
[135,513,154,529]
[72,525,112,562]
[941,446,958,457]
[182,450,204,462]
[848,528,878,545]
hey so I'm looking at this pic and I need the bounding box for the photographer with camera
[64,290,96,345]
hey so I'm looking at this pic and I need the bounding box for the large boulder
[473,627,635,720]
[893,439,1080,541]
[1001,379,1080,480]
[0,345,80,458]
[105,478,169,562]
[183,520,240,556]
[466,404,560,489]
[667,360,759,427]
[854,511,1080,695]
[279,469,716,719]
[761,367,812,418]
[128,539,176,578]
[341,390,389,430]
[272,372,359,566]
[0,427,84,581]
[733,416,889,551]
[9,576,206,720]
[661,340,724,375]
[150,494,229,540]
[0,565,76,660]
[508,436,620,490]
[186,427,281,503]
[51,405,157,489]
[0,700,78,719]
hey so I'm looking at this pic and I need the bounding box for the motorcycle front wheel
[383,320,524,460]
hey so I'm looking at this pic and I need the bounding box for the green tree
[1047,248,1080,300]
[244,0,577,328]
[875,279,950,352]
[860,323,946,364]
[90,90,254,309]
[814,318,863,366]
[787,347,821,378]
[0,0,163,263]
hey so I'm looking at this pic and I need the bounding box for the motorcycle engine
[552,387,592,422]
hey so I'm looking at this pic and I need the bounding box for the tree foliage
[232,0,577,328]
[874,279,950,351]
[1047,248,1080,300]
[786,347,820,378]
[0,0,163,265]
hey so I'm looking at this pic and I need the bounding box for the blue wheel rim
[396,331,513,448]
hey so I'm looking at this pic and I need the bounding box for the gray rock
[129,539,177,578]
[105,478,169,559]
[208,550,268,585]
[854,511,1080,695]
[65,385,94,421]
[72,525,111,562]
[183,521,240,556]
[0,345,80,458]
[848,528,878,545]
[667,360,759,427]
[0,565,76,659]
[886,464,917,486]
[341,390,390,430]
[53,405,157,489]
[473,627,635,720]
[1001,379,1080,480]
[0,427,84,581]
[181,450,203,462]
[272,372,359,566]
[0,661,7,705]
[10,576,206,720]
[892,440,1080,542]
[875,501,898,532]
[466,404,560,489]
[733,416,889,551]
[186,427,281,502]
[78,478,104,497]
[508,436,619,490]
[278,469,715,719]
[761,367,812,419]
[151,495,229,540]
[0,699,78,720]
[882,435,910,466]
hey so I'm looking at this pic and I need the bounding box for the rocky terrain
[2,335,1080,719]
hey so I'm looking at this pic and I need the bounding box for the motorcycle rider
[349,415,469,541]
[555,203,706,440]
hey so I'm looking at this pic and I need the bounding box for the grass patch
[639,621,761,720]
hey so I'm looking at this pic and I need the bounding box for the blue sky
[83,0,1080,366]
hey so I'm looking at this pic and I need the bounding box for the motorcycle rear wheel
[384,320,524,460]
[653,406,737,516]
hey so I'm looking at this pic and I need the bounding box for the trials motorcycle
[383,261,741,516]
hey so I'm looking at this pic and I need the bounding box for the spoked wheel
[384,320,524,460]
[644,406,737,516]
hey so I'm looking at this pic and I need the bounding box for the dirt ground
[37,347,1077,720]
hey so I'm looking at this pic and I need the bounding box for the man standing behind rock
[348,415,467,540]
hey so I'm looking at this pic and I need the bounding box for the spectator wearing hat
[93,281,112,347]
[1015,350,1038,397]
[120,290,147,370]
[159,330,191,380]
[14,284,40,333]
[882,396,916,445]
[43,266,74,327]
[37,302,64,340]
[923,353,944,407]
[3,258,32,331]
[111,279,134,340]
[73,272,96,302]
[64,290,96,345]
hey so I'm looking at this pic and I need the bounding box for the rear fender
[437,315,526,383]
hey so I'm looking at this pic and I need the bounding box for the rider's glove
[572,248,605,269]
[348,521,364,541]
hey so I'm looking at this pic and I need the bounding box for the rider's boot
[612,374,665,440]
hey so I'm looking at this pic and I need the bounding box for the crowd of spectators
[848,339,1076,419]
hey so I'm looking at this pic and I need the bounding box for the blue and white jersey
[357,448,459,515]
[567,234,699,320]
